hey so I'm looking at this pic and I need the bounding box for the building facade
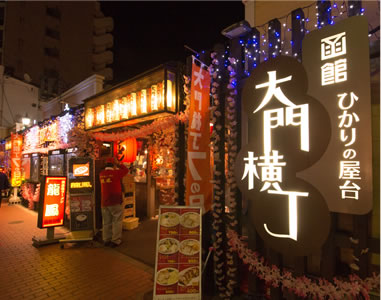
[0,1,113,101]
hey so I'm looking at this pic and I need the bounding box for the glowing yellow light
[113,99,120,122]
[151,85,158,111]
[166,80,173,109]
[96,105,105,125]
[86,108,94,128]
[130,93,137,116]
[106,102,112,123]
[140,89,147,114]
[121,97,129,119]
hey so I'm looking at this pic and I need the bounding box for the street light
[221,20,252,39]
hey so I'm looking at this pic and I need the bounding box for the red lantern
[114,138,137,163]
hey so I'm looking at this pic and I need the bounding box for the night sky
[100,1,244,84]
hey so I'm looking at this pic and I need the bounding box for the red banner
[185,57,212,213]
[11,133,23,187]
[38,176,67,228]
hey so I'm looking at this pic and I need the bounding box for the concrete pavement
[0,201,154,300]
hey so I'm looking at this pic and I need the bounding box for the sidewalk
[0,201,154,300]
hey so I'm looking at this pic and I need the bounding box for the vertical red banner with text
[11,133,23,187]
[185,57,212,213]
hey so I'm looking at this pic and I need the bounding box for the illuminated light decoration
[121,97,129,119]
[96,105,105,125]
[114,137,137,163]
[264,190,309,241]
[130,93,137,116]
[151,85,158,111]
[113,99,120,122]
[86,108,95,128]
[106,102,112,123]
[140,89,147,114]
[58,113,73,144]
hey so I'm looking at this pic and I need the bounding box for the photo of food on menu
[153,206,202,299]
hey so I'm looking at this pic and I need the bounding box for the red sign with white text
[38,176,67,228]
[11,133,23,187]
[185,57,212,214]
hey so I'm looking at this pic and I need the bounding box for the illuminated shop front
[20,109,78,211]
[84,63,182,219]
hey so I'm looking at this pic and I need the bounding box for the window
[44,47,60,58]
[45,28,60,40]
[46,7,61,19]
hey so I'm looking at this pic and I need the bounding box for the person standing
[99,157,129,247]
[0,168,10,208]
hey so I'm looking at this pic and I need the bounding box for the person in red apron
[99,157,129,247]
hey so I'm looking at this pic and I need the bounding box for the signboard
[153,206,202,300]
[68,157,94,194]
[11,133,23,186]
[237,56,331,256]
[37,176,67,228]
[301,16,373,214]
[236,16,372,256]
[68,157,94,232]
[70,195,93,231]
[185,57,212,214]
[73,163,90,177]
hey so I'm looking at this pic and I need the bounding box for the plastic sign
[302,16,372,214]
[185,57,212,214]
[237,56,331,256]
[85,80,174,130]
[10,133,23,187]
[38,176,67,228]
[68,157,94,195]
[73,163,90,177]
[153,206,202,300]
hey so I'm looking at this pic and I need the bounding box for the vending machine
[48,149,65,176]
[30,153,41,183]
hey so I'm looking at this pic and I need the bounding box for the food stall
[84,62,182,220]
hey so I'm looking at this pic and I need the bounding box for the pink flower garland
[90,112,189,142]
[227,229,380,299]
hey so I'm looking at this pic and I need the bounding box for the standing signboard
[37,176,67,228]
[10,133,23,187]
[153,206,202,300]
[67,157,94,232]
[185,57,212,214]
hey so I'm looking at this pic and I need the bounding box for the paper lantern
[114,138,137,163]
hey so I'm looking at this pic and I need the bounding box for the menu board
[153,206,202,300]
[70,195,93,231]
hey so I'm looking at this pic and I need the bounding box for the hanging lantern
[114,138,137,163]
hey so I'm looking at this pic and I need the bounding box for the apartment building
[0,1,113,101]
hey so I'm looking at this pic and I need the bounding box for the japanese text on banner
[185,57,212,214]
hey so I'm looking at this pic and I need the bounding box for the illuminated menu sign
[73,163,90,177]
[11,133,23,187]
[153,206,202,300]
[302,16,372,214]
[68,157,94,194]
[85,79,175,130]
[38,176,67,228]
